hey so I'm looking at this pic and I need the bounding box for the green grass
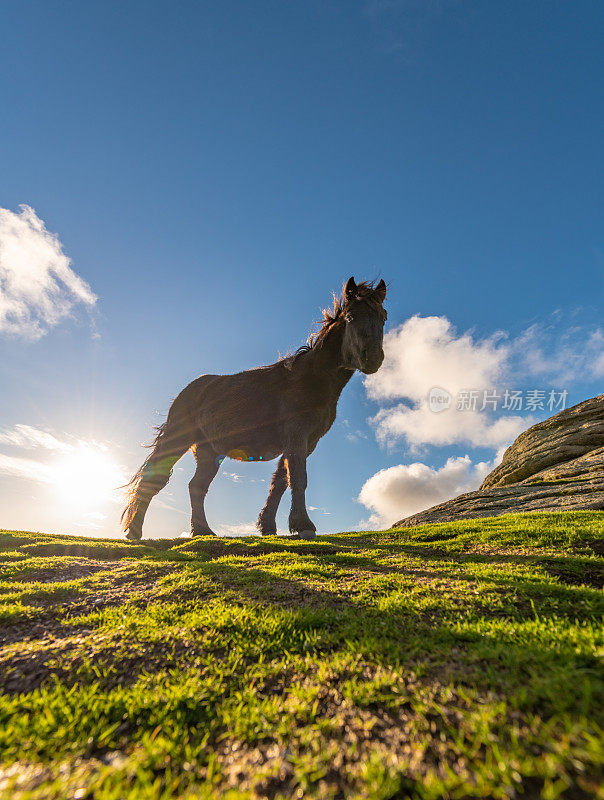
[0,511,603,799]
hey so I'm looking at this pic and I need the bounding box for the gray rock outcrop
[393,395,604,528]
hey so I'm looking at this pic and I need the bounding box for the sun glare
[50,444,126,511]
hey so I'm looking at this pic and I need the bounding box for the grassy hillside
[0,512,603,800]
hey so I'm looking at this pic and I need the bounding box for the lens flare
[50,444,125,511]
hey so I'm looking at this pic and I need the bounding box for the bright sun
[50,445,126,510]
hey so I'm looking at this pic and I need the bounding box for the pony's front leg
[285,450,316,540]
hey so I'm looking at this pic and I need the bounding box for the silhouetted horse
[122,277,387,540]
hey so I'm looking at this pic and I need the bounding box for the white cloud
[76,511,109,530]
[222,522,258,536]
[588,330,604,378]
[0,204,96,338]
[0,452,54,484]
[363,314,604,451]
[512,324,604,384]
[0,423,74,452]
[223,472,243,482]
[0,424,78,484]
[180,522,266,539]
[357,453,502,530]
[371,402,530,450]
[154,498,188,513]
[0,424,127,502]
[366,315,509,403]
[357,312,604,530]
[345,430,368,443]
[215,522,261,537]
[357,313,603,531]
[364,315,528,449]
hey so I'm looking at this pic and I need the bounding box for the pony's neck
[307,321,354,397]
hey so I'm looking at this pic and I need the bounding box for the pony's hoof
[297,530,317,540]
[126,529,141,542]
[191,530,217,537]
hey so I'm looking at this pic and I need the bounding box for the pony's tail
[120,468,144,532]
[121,397,196,536]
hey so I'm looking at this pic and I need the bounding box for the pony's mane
[283,279,387,367]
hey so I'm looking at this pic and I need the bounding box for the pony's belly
[221,447,281,464]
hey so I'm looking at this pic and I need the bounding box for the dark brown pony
[122,277,387,540]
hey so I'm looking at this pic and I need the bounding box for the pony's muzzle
[361,350,384,374]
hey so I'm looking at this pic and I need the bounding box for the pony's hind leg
[257,456,288,535]
[123,440,189,541]
[189,443,219,536]
[125,465,173,541]
[122,405,195,541]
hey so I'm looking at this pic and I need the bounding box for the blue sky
[0,1,602,538]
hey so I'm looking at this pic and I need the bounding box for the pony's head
[339,277,387,374]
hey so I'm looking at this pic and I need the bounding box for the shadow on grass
[5,551,600,717]
[150,557,603,718]
[314,547,604,592]
[181,554,603,624]
[177,539,604,609]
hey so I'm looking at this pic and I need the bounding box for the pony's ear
[375,278,387,303]
[344,276,357,299]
